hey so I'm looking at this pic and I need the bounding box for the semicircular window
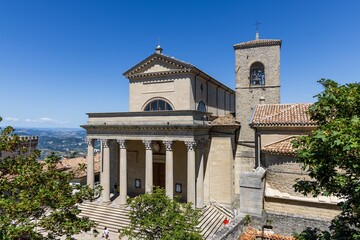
[197,101,207,112]
[144,99,173,111]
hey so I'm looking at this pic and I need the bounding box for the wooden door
[153,162,165,188]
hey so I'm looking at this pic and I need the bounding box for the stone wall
[205,136,234,208]
[264,197,339,221]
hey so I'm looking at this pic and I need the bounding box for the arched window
[197,101,206,112]
[144,99,173,111]
[250,62,265,85]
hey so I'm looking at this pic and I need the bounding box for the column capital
[86,138,95,146]
[117,139,127,149]
[163,140,173,151]
[101,139,110,148]
[143,140,153,150]
[185,141,197,151]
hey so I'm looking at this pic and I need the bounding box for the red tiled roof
[234,39,282,49]
[240,228,295,240]
[251,104,316,127]
[211,113,240,125]
[262,136,297,156]
[60,154,101,179]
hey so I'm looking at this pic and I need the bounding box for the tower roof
[233,39,282,50]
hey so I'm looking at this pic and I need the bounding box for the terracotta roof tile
[234,39,282,49]
[211,113,239,125]
[240,228,295,240]
[262,136,296,155]
[251,104,316,127]
[59,154,100,178]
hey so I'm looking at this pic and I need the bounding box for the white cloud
[4,117,19,122]
[3,117,70,126]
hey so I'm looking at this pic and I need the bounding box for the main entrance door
[153,162,165,188]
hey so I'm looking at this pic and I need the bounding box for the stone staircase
[199,203,234,239]
[78,202,131,233]
[78,201,234,239]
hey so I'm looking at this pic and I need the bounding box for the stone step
[201,209,224,238]
[78,202,232,239]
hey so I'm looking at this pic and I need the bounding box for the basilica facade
[83,34,339,220]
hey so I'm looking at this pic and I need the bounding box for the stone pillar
[185,140,197,207]
[86,138,95,189]
[196,140,205,208]
[102,139,111,204]
[143,140,153,193]
[163,140,174,199]
[117,139,127,206]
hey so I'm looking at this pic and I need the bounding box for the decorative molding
[143,140,153,150]
[185,141,197,151]
[117,139,127,149]
[101,139,109,148]
[86,138,95,146]
[163,140,173,151]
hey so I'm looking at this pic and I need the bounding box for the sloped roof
[123,51,234,93]
[59,154,101,179]
[234,39,282,49]
[251,103,316,127]
[262,136,296,155]
[211,113,240,125]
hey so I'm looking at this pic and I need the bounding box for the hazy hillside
[13,128,93,159]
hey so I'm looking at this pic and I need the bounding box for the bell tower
[233,33,281,202]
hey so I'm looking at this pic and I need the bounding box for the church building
[83,33,339,221]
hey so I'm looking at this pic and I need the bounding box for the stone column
[185,140,197,207]
[196,140,205,208]
[117,139,127,206]
[102,139,111,204]
[86,138,95,189]
[143,140,153,193]
[163,140,174,199]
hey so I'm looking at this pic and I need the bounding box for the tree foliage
[293,79,360,239]
[121,187,202,240]
[0,119,98,240]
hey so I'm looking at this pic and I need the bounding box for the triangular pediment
[123,53,194,79]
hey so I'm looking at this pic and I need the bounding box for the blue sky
[0,0,359,128]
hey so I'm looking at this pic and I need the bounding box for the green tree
[121,187,202,240]
[0,118,99,240]
[292,79,360,239]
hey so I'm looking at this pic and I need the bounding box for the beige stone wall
[128,64,235,115]
[264,197,340,220]
[129,75,191,111]
[204,136,234,208]
[259,128,314,147]
[266,159,309,197]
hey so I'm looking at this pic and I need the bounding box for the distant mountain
[13,128,94,159]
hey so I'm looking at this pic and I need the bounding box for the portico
[84,111,214,208]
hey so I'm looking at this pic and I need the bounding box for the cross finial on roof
[254,20,261,40]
